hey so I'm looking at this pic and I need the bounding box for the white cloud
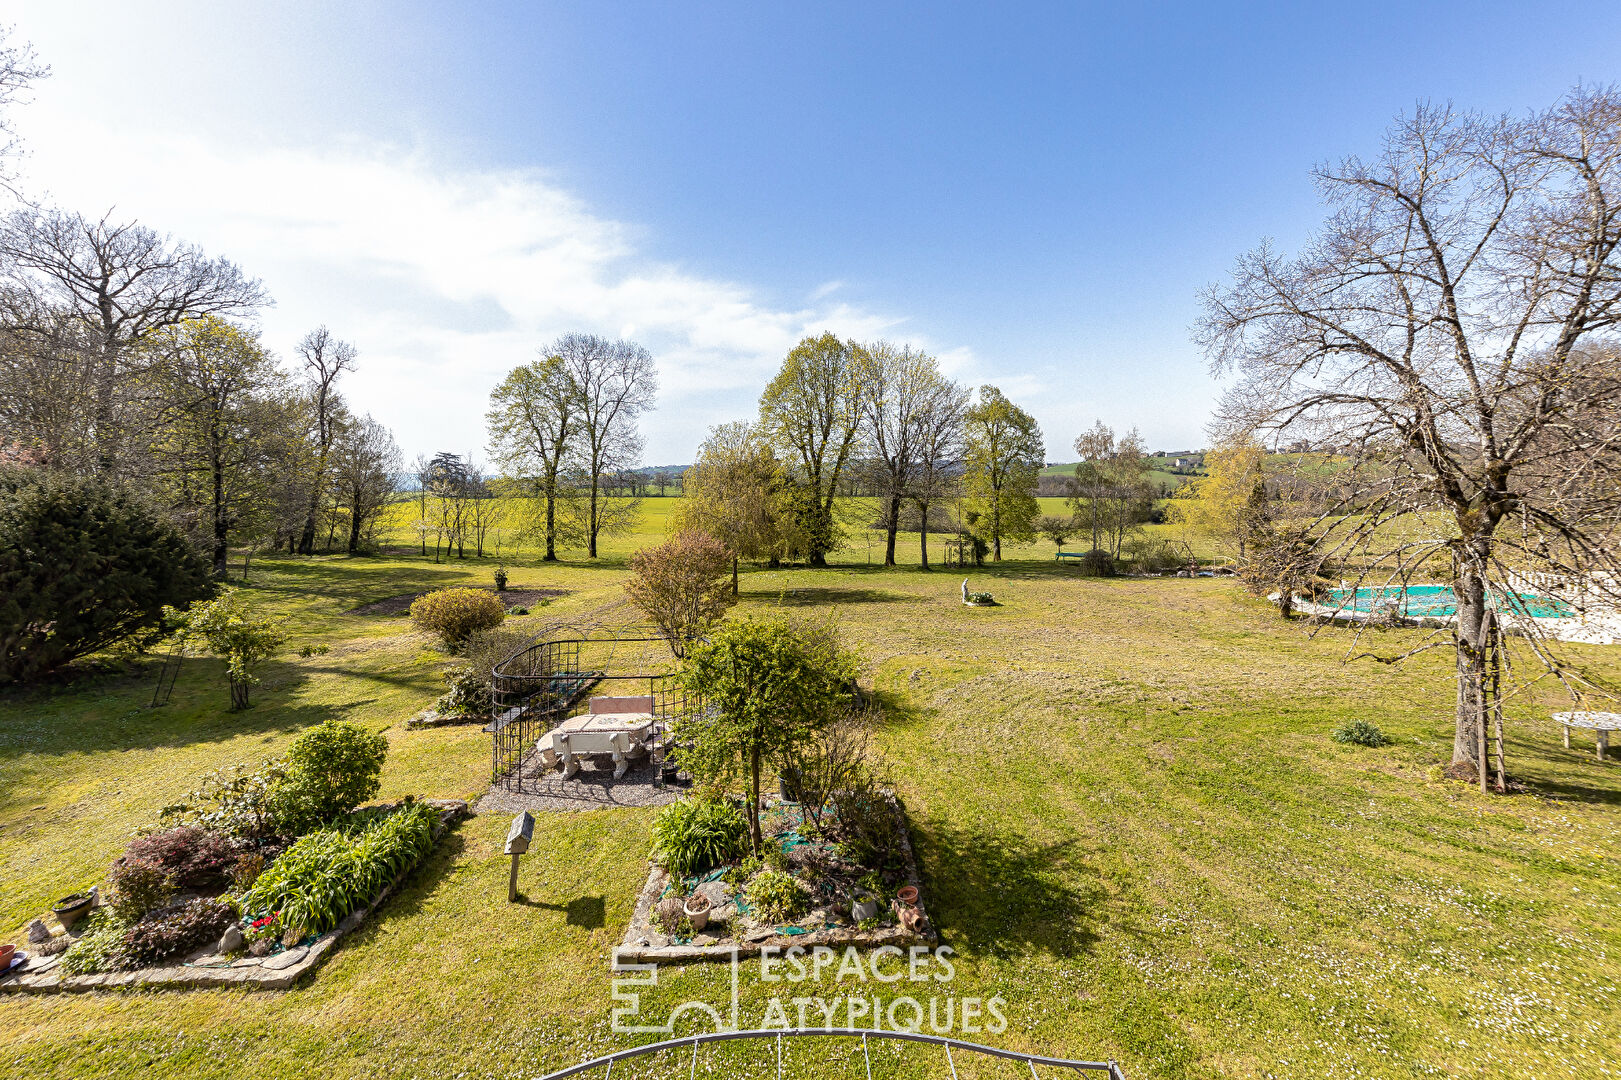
[9,120,940,464]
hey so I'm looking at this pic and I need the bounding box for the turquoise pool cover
[1323,584,1573,619]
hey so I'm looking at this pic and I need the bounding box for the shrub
[833,784,902,870]
[118,898,237,967]
[493,565,508,591]
[231,850,267,892]
[434,663,491,717]
[1077,549,1116,576]
[166,589,289,709]
[623,531,736,658]
[1036,514,1077,547]
[1121,536,1186,573]
[654,896,691,937]
[107,856,177,921]
[410,588,505,650]
[123,826,240,890]
[744,868,808,923]
[157,760,290,840]
[58,909,135,974]
[1332,719,1392,747]
[271,720,388,834]
[0,467,213,683]
[240,801,438,936]
[787,714,883,837]
[651,798,751,877]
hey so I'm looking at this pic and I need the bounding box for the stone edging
[0,799,468,995]
[614,793,936,965]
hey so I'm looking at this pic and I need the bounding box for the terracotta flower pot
[0,943,15,971]
[683,895,711,933]
[52,893,93,931]
[896,885,919,906]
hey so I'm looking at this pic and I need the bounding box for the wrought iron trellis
[488,619,692,791]
[535,1028,1127,1080]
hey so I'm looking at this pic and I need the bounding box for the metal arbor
[487,615,691,791]
[536,1029,1126,1079]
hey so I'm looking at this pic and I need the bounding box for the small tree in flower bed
[166,588,289,709]
[623,531,736,658]
[410,588,505,651]
[271,719,388,835]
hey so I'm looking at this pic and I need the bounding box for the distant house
[1173,457,1199,469]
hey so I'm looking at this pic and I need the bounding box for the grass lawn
[3,510,1619,1079]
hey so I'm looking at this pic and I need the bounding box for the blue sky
[7,1,1621,464]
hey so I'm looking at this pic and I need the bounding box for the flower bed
[616,793,935,964]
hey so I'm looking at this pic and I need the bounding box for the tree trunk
[883,491,901,567]
[1451,557,1490,772]
[748,741,763,853]
[544,487,558,561]
[298,512,317,556]
[732,555,739,598]
[919,503,931,571]
[211,456,229,578]
[347,497,362,553]
[230,679,250,710]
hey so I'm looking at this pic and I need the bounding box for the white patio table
[1552,711,1621,761]
[538,712,655,779]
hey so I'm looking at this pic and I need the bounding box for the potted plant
[683,892,712,932]
[0,943,15,971]
[850,891,880,922]
[52,893,94,931]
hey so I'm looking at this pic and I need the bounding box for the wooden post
[1599,729,1610,762]
[505,811,534,903]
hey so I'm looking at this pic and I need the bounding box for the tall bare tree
[559,333,657,558]
[487,349,579,560]
[333,413,401,554]
[1198,88,1621,784]
[758,332,861,566]
[909,374,969,570]
[0,208,267,472]
[294,327,356,555]
[0,27,47,195]
[856,342,961,567]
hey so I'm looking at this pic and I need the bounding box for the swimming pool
[1322,584,1574,619]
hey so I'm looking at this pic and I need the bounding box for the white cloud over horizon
[10,117,970,465]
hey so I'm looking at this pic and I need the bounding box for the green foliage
[272,720,388,835]
[493,565,508,591]
[962,385,1044,558]
[743,867,807,923]
[673,613,858,851]
[410,587,506,650]
[1332,719,1392,748]
[118,898,236,967]
[1121,536,1186,573]
[59,909,135,974]
[0,466,213,683]
[650,798,750,877]
[106,856,177,921]
[241,800,438,937]
[434,663,491,717]
[167,588,289,708]
[1036,513,1076,547]
[158,760,290,840]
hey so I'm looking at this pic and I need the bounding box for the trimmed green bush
[410,588,505,650]
[0,467,212,683]
[241,800,438,937]
[272,720,388,834]
[650,798,750,877]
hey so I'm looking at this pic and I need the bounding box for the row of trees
[677,333,1049,574]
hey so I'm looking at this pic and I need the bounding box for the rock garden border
[1,799,468,995]
[615,794,936,965]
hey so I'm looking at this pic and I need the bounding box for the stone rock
[218,925,244,953]
[26,919,50,943]
[230,957,263,968]
[642,932,669,949]
[21,955,59,975]
[691,934,717,947]
[262,946,308,971]
[249,939,271,957]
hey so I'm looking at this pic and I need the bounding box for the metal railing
[538,1029,1126,1079]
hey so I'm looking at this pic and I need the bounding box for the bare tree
[559,333,657,558]
[487,349,579,560]
[0,208,267,471]
[758,332,861,566]
[908,372,969,570]
[856,342,960,567]
[294,327,356,555]
[1198,88,1621,786]
[0,27,48,195]
[333,413,401,554]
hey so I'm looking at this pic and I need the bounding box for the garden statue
[961,579,970,602]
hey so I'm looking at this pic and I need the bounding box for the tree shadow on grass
[911,818,1107,960]
[744,587,925,606]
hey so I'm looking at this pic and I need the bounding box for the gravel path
[475,756,688,814]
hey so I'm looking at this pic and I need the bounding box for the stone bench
[1553,712,1621,761]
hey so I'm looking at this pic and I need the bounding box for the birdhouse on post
[505,811,534,902]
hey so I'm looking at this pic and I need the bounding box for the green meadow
[3,500,1618,1079]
